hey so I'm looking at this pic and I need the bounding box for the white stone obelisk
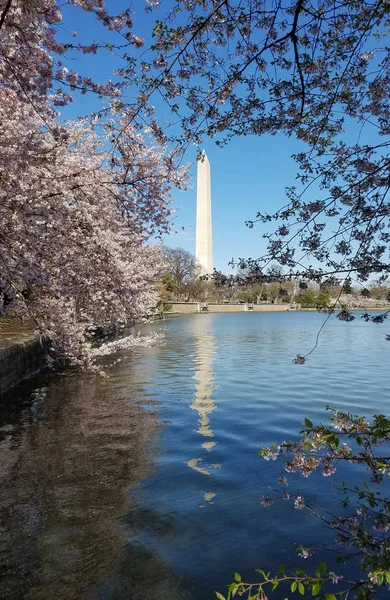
[195,151,213,276]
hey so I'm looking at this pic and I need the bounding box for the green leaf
[215,594,226,600]
[324,595,337,600]
[291,581,297,593]
[234,573,241,583]
[298,582,305,595]
[256,569,267,579]
[385,572,390,585]
[312,583,321,596]
[279,564,286,575]
[304,418,313,428]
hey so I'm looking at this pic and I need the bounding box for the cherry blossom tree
[0,89,188,366]
[0,0,189,366]
[0,0,135,112]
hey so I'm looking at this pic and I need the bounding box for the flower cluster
[251,408,390,598]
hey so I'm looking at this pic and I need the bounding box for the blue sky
[55,2,376,275]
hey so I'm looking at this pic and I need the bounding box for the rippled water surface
[0,312,389,599]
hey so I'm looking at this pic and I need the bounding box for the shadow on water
[0,357,193,600]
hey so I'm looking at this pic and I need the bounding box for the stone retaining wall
[147,312,181,321]
[166,302,290,314]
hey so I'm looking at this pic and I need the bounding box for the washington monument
[195,151,213,275]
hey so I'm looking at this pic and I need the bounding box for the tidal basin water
[0,311,389,599]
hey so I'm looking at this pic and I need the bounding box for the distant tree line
[159,249,390,308]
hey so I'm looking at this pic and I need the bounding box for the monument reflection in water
[187,317,221,501]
